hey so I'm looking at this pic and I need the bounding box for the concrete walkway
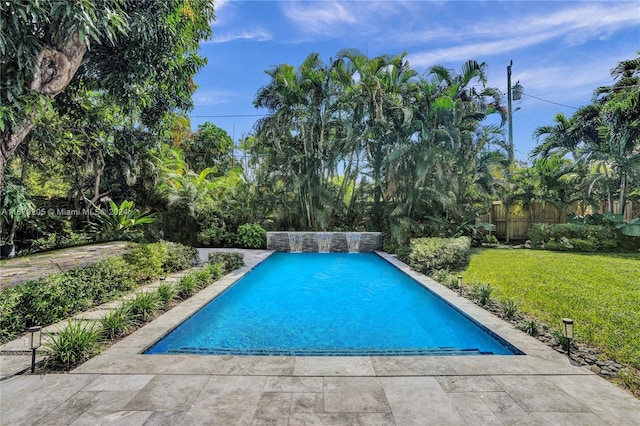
[1,250,639,425]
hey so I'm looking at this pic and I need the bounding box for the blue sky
[190,0,640,164]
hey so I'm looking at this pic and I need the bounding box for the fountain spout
[346,233,361,253]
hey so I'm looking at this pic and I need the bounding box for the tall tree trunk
[0,32,86,192]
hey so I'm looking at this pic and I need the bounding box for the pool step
[167,347,494,356]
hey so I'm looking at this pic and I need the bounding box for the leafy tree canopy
[0,0,216,191]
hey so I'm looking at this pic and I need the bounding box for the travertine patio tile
[207,355,295,375]
[288,413,360,425]
[293,356,375,376]
[124,375,208,411]
[142,410,187,426]
[83,374,155,391]
[69,410,153,425]
[492,376,591,413]
[291,393,323,413]
[358,412,396,425]
[254,392,293,420]
[381,376,466,425]
[184,375,265,425]
[0,374,98,426]
[449,355,536,375]
[86,391,140,413]
[252,417,289,426]
[323,377,390,413]
[264,376,323,393]
[436,375,502,393]
[36,390,104,425]
[371,356,456,376]
[446,392,504,425]
[476,391,526,415]
[548,375,640,425]
[497,411,609,426]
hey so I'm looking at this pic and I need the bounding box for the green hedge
[402,237,471,275]
[528,223,618,252]
[0,241,197,343]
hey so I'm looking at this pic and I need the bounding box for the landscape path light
[562,318,574,359]
[457,276,463,296]
[28,326,42,373]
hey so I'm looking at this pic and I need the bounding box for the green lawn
[462,249,640,369]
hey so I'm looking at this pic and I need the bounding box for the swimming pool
[145,253,521,356]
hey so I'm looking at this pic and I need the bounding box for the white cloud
[193,89,237,106]
[282,1,359,35]
[406,2,639,67]
[206,27,273,44]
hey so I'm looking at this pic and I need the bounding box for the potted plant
[1,180,36,258]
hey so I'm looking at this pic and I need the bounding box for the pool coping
[71,249,593,378]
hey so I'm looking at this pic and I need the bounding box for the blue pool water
[146,253,520,356]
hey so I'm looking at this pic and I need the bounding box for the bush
[125,292,159,322]
[156,282,176,307]
[0,289,25,341]
[45,320,101,370]
[123,242,168,281]
[501,298,520,319]
[528,223,618,252]
[203,262,224,280]
[403,237,471,275]
[517,319,540,336]
[208,252,244,273]
[236,223,267,249]
[176,274,199,299]
[162,241,199,272]
[100,306,135,340]
[192,269,212,290]
[470,282,493,307]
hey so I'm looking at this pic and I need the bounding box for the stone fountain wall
[267,232,383,252]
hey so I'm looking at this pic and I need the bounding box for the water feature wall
[267,232,383,252]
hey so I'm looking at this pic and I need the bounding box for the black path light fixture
[562,318,574,359]
[457,276,463,296]
[28,326,42,373]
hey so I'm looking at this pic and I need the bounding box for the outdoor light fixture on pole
[28,326,42,373]
[458,276,463,296]
[562,318,574,359]
[506,60,523,166]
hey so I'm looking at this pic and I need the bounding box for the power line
[521,93,578,110]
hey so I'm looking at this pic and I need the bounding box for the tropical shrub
[45,320,101,369]
[470,282,493,307]
[123,242,168,281]
[0,289,25,341]
[100,306,135,340]
[517,319,540,336]
[203,261,223,280]
[156,282,176,307]
[162,241,199,272]
[501,298,520,319]
[191,269,212,290]
[176,274,199,299]
[528,223,617,251]
[236,223,267,248]
[125,292,159,322]
[403,237,471,275]
[89,200,156,242]
[208,252,244,273]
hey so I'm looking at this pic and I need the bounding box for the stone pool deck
[1,249,639,425]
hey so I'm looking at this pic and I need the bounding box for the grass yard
[462,249,640,369]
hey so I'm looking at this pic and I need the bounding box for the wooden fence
[482,200,637,241]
